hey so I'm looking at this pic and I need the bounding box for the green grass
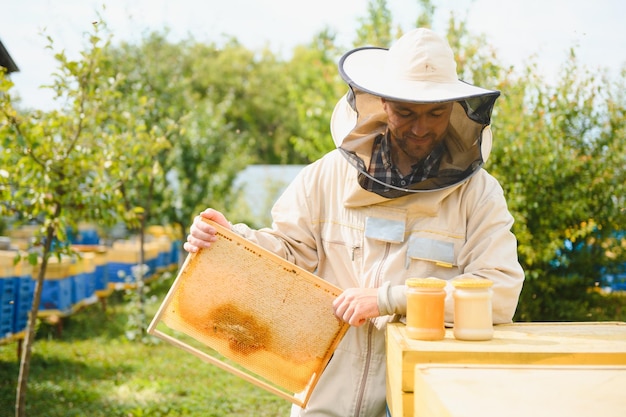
[0,275,292,416]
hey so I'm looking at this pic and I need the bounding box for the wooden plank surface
[413,364,626,417]
[386,321,626,417]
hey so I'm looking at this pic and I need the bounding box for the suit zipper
[354,242,391,417]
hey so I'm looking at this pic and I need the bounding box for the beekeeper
[185,28,524,417]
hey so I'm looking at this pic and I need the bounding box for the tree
[354,0,395,47]
[94,33,180,339]
[102,34,326,232]
[0,23,133,416]
[98,34,250,241]
[286,28,345,161]
[150,38,260,226]
[489,54,626,320]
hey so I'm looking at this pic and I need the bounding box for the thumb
[200,208,231,229]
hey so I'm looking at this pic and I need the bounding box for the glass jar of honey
[452,278,494,341]
[405,277,447,341]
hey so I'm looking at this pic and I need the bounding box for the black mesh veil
[335,86,500,198]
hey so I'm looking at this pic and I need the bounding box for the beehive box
[146,227,173,271]
[12,263,34,334]
[386,322,626,417]
[81,252,97,300]
[0,251,33,335]
[71,223,101,245]
[0,270,16,339]
[107,240,160,286]
[155,236,173,272]
[92,249,108,290]
[145,241,159,274]
[148,220,349,407]
[68,258,86,307]
[34,258,73,315]
[169,239,181,267]
[107,242,142,281]
[413,364,626,417]
[5,226,37,251]
[73,245,110,296]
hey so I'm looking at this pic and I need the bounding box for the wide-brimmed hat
[330,28,500,197]
[338,28,498,103]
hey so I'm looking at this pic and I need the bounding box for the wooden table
[386,322,626,417]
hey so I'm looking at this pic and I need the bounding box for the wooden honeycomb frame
[148,220,349,407]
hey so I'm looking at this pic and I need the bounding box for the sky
[1,0,625,111]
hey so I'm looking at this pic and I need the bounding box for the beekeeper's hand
[333,288,380,326]
[183,208,231,253]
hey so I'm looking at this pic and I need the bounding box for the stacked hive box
[81,252,96,302]
[146,242,158,275]
[0,263,15,340]
[147,226,171,272]
[92,247,110,299]
[68,257,86,309]
[106,240,160,289]
[170,239,180,267]
[0,225,180,344]
[67,252,100,310]
[0,251,33,341]
[35,256,73,316]
[5,225,37,251]
[165,225,182,268]
[12,260,34,335]
[72,245,111,301]
[71,223,101,246]
[148,225,181,270]
[156,237,173,272]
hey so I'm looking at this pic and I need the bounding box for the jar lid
[405,277,447,288]
[451,277,493,288]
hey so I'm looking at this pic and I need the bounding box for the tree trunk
[138,211,146,335]
[15,224,56,417]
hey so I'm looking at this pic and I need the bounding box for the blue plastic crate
[94,264,108,291]
[0,278,15,305]
[84,268,96,299]
[0,304,13,338]
[13,276,34,333]
[147,257,157,277]
[40,278,72,313]
[170,240,181,267]
[71,272,88,305]
[108,262,152,283]
[0,279,16,337]
[107,262,135,283]
[70,227,100,245]
[157,250,171,270]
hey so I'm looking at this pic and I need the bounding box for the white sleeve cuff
[377,282,407,316]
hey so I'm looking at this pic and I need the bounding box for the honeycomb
[155,220,349,396]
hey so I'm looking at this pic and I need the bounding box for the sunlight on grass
[109,383,164,406]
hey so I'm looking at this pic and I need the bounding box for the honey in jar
[405,277,447,341]
[452,277,494,341]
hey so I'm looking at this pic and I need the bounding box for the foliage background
[0,0,625,413]
[1,0,625,321]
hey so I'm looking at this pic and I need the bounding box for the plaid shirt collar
[363,131,445,192]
